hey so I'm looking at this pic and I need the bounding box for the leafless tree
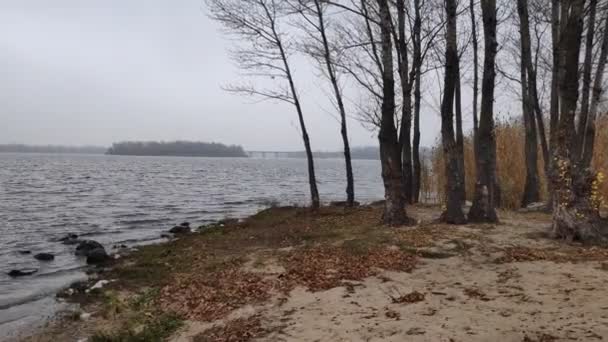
[207,0,320,209]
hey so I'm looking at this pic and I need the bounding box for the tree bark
[312,0,355,206]
[470,0,480,153]
[576,0,597,160]
[468,0,499,223]
[455,64,466,204]
[517,0,541,208]
[581,6,608,168]
[396,0,413,204]
[549,0,560,154]
[440,0,467,224]
[377,0,411,225]
[552,0,608,243]
[412,0,423,204]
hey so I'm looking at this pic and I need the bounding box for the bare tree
[468,0,499,223]
[440,0,467,223]
[292,0,356,207]
[377,0,412,225]
[207,0,320,209]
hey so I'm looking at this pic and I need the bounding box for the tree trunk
[273,12,320,209]
[412,0,423,204]
[312,0,355,206]
[517,0,541,208]
[455,64,466,204]
[470,0,479,143]
[552,0,608,243]
[549,0,560,154]
[581,6,608,169]
[469,0,499,223]
[396,0,413,204]
[576,0,597,159]
[377,0,411,225]
[440,0,467,224]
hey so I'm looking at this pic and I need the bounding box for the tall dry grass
[427,117,608,210]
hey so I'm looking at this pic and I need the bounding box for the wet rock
[169,225,191,234]
[160,233,173,239]
[59,233,80,245]
[75,240,104,256]
[8,269,38,277]
[18,250,31,255]
[86,248,111,265]
[180,222,190,227]
[34,253,55,261]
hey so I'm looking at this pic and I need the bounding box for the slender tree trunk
[517,0,541,208]
[469,0,499,223]
[440,0,467,224]
[312,0,354,206]
[549,0,560,154]
[396,0,413,204]
[412,0,423,204]
[552,0,608,243]
[581,8,608,168]
[455,64,466,204]
[377,0,411,225]
[577,0,598,162]
[470,0,480,153]
[275,28,320,209]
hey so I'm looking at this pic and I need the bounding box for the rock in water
[8,269,38,277]
[169,225,191,234]
[75,240,104,256]
[59,233,80,245]
[86,248,111,265]
[180,222,190,227]
[34,253,55,261]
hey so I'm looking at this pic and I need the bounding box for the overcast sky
[0,0,517,151]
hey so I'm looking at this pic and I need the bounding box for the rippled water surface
[0,153,383,336]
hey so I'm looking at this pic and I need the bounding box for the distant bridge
[246,151,301,158]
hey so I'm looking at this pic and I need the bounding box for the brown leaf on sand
[194,315,269,342]
[392,291,425,304]
[385,309,401,320]
[463,288,491,301]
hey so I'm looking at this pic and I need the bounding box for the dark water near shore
[0,153,383,337]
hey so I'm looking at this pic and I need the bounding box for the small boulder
[75,240,104,256]
[59,233,79,245]
[180,222,190,227]
[34,253,55,261]
[169,225,191,234]
[8,269,38,277]
[86,248,111,265]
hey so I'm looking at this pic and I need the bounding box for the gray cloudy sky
[0,0,455,151]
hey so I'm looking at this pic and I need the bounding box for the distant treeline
[106,141,247,157]
[0,144,106,154]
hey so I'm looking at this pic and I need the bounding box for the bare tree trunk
[311,0,355,206]
[517,0,541,208]
[377,0,411,225]
[581,7,608,168]
[396,0,413,204]
[469,0,499,223]
[552,0,608,243]
[440,0,467,224]
[470,0,480,152]
[577,0,598,162]
[455,64,466,204]
[549,0,560,154]
[412,0,423,204]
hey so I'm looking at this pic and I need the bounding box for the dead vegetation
[21,204,608,342]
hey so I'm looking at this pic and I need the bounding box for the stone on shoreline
[86,248,112,265]
[169,225,191,234]
[8,269,38,277]
[34,253,55,261]
[75,240,104,256]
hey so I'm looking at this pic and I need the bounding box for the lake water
[0,153,384,338]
